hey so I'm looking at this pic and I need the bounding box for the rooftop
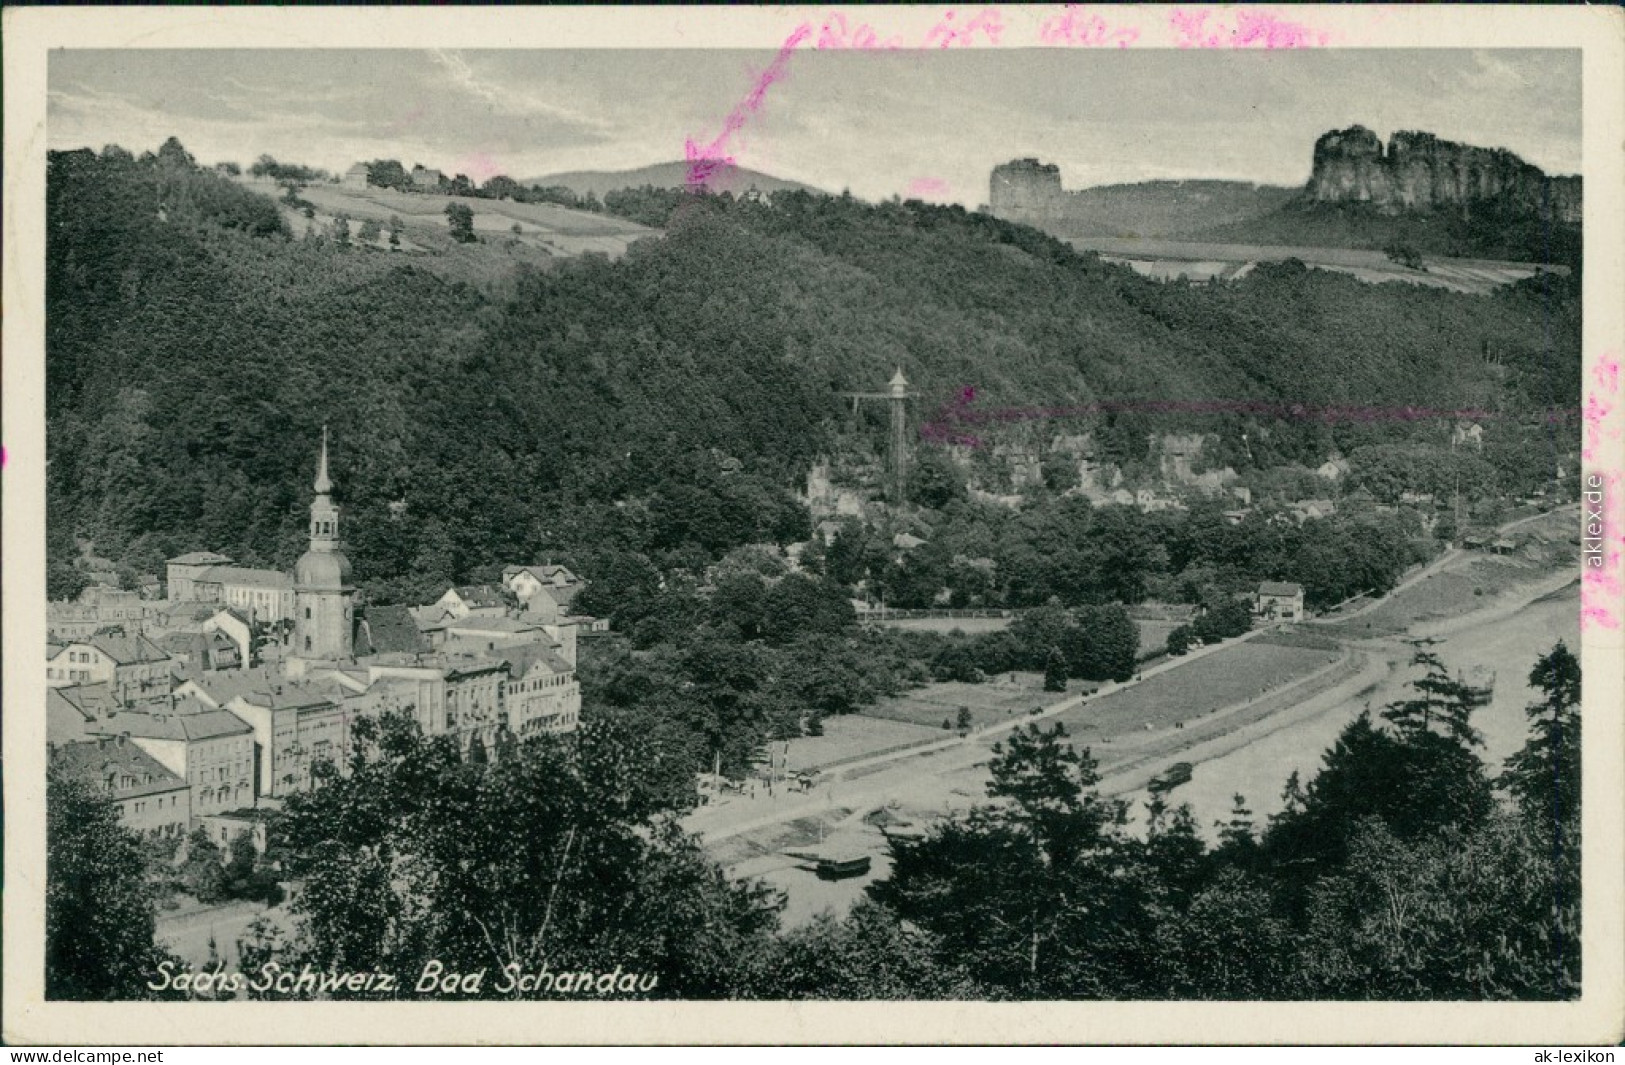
[497,641,575,679]
[196,565,292,590]
[446,615,543,634]
[80,632,173,666]
[50,737,188,799]
[91,706,253,742]
[446,584,507,608]
[168,551,234,566]
[1258,581,1304,597]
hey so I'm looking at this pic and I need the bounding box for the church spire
[314,425,332,495]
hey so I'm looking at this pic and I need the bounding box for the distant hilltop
[990,126,1582,264]
[525,161,823,201]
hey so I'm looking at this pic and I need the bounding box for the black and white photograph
[4,4,1623,1047]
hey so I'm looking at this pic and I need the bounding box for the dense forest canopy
[46,142,1579,604]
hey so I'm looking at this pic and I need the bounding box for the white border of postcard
[5,4,1623,1046]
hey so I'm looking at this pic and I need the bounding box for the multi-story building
[167,551,297,624]
[46,632,176,703]
[51,734,191,839]
[224,678,359,799]
[87,699,257,822]
[48,586,150,641]
[499,642,581,738]
[444,657,509,755]
[434,615,547,655]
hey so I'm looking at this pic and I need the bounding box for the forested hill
[46,144,1579,602]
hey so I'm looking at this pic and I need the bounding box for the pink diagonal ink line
[685,23,813,186]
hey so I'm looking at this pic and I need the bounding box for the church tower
[294,427,354,659]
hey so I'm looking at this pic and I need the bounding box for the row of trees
[47,641,1582,1000]
[814,496,1427,615]
[359,159,604,213]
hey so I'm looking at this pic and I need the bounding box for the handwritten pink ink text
[1169,8,1331,49]
[1039,6,1141,48]
[924,8,1006,49]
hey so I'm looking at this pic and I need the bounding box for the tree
[1193,595,1251,643]
[874,724,1154,997]
[444,201,477,243]
[1042,646,1067,692]
[1384,241,1426,271]
[47,770,177,999]
[181,827,228,904]
[1381,642,1487,748]
[1502,641,1581,832]
[1071,604,1138,681]
[1157,867,1293,998]
[1166,624,1194,656]
[1296,815,1578,1000]
[765,900,984,999]
[357,218,382,243]
[906,448,965,510]
[274,713,781,998]
[387,214,404,246]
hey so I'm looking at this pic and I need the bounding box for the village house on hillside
[1256,581,1306,622]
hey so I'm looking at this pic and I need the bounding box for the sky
[48,48,1581,206]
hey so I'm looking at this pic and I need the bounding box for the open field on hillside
[873,615,1011,634]
[1067,236,1562,295]
[1050,637,1342,738]
[238,177,654,259]
[780,715,942,773]
[861,673,1059,731]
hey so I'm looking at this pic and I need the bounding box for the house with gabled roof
[88,699,256,821]
[1255,581,1305,622]
[497,641,580,738]
[432,584,510,621]
[50,735,190,838]
[47,632,175,703]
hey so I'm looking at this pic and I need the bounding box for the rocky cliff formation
[1306,126,1580,225]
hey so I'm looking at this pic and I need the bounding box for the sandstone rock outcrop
[1306,125,1580,225]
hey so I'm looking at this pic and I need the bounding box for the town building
[224,678,358,799]
[46,632,176,702]
[341,162,370,188]
[430,584,510,622]
[499,642,581,738]
[410,165,443,189]
[154,629,243,672]
[1256,581,1306,622]
[293,428,356,661]
[48,586,149,640]
[435,614,547,655]
[502,564,585,620]
[87,699,257,822]
[50,736,191,839]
